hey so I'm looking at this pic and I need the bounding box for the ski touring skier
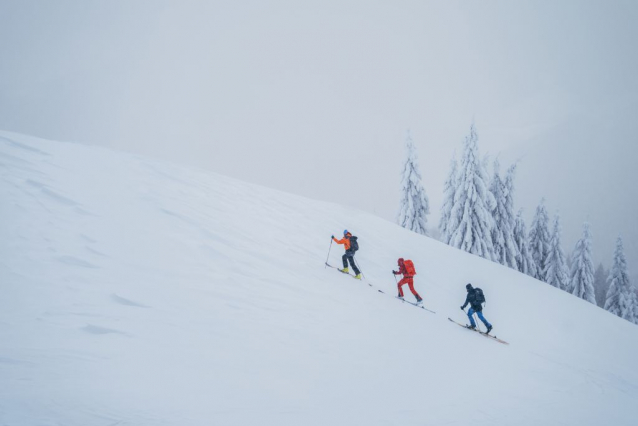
[460,283,493,333]
[393,258,423,304]
[332,230,361,279]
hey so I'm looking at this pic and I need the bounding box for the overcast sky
[1,0,637,280]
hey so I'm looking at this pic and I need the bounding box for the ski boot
[466,324,476,330]
[397,295,404,300]
[354,274,362,280]
[416,297,423,305]
[486,325,493,334]
[338,267,349,274]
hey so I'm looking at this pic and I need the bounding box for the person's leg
[467,307,477,328]
[347,255,360,275]
[341,253,348,269]
[476,311,492,328]
[397,277,407,297]
[407,278,422,301]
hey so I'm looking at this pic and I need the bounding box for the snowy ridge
[1,131,637,426]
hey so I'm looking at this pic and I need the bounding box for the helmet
[343,229,349,236]
[466,283,473,290]
[398,258,405,265]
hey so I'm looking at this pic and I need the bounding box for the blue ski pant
[342,251,360,275]
[468,307,491,328]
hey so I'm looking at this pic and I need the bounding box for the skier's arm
[461,294,470,309]
[333,237,347,245]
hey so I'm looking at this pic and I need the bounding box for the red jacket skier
[393,258,423,303]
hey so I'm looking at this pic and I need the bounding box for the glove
[331,235,334,239]
[392,270,398,274]
[460,306,465,310]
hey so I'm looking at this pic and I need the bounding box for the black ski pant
[342,251,360,275]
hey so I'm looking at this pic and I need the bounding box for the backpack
[349,235,359,252]
[474,288,486,305]
[403,259,416,276]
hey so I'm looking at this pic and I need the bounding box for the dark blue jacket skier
[461,283,493,333]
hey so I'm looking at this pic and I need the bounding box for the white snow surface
[1,131,637,426]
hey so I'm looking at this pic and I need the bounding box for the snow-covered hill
[1,131,637,426]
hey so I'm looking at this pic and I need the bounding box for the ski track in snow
[0,130,637,426]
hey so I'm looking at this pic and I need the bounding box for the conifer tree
[569,222,596,304]
[593,263,609,307]
[439,156,458,244]
[529,199,551,281]
[396,131,430,235]
[447,124,496,260]
[513,209,538,278]
[604,237,637,323]
[544,213,569,290]
[503,164,519,252]
[490,161,518,268]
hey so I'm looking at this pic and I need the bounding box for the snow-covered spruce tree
[513,209,538,277]
[503,164,520,260]
[544,213,569,290]
[439,156,458,244]
[569,222,596,304]
[593,263,609,307]
[528,199,551,281]
[447,124,496,260]
[490,161,518,268]
[604,237,637,324]
[396,131,430,235]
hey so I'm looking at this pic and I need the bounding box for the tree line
[396,125,638,325]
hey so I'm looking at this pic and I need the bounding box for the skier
[332,230,361,279]
[392,258,423,304]
[460,283,493,333]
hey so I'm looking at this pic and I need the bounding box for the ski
[325,262,371,285]
[325,263,435,313]
[326,263,435,313]
[447,318,509,345]
[396,296,436,313]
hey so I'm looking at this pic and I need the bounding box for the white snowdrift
[1,131,637,426]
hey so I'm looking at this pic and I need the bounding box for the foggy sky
[1,0,637,280]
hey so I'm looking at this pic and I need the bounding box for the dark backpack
[474,288,486,305]
[349,236,359,252]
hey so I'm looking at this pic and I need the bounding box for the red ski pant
[397,277,421,299]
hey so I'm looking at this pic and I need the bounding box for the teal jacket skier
[461,283,493,333]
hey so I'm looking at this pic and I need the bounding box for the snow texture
[604,237,637,324]
[544,213,570,291]
[569,222,597,304]
[396,131,430,235]
[1,130,638,426]
[446,124,496,260]
[528,199,551,281]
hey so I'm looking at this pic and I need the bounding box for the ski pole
[354,257,366,279]
[474,313,482,332]
[324,238,333,268]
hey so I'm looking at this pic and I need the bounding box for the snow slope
[1,131,637,426]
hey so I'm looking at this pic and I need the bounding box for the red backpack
[404,259,417,276]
